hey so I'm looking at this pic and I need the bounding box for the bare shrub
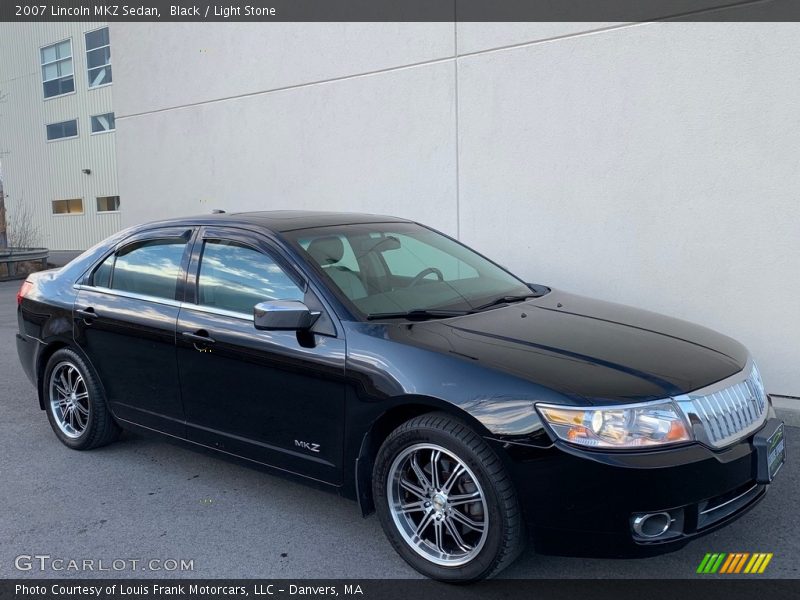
[6,197,42,248]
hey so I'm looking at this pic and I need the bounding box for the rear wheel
[44,348,120,450]
[373,413,525,582]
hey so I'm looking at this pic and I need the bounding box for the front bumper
[498,413,779,557]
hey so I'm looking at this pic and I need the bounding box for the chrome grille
[675,362,768,449]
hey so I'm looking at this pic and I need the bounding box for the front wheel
[373,413,525,582]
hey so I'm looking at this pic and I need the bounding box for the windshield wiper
[473,294,534,312]
[366,309,470,321]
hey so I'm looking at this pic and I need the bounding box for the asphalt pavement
[1,279,797,579]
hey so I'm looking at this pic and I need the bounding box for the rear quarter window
[91,253,114,288]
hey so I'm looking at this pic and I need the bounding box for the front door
[175,227,346,484]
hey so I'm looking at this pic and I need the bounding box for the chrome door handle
[181,331,216,345]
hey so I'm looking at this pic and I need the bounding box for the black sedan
[16,211,785,581]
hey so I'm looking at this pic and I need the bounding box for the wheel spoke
[443,516,472,553]
[450,508,485,532]
[448,490,481,506]
[430,450,441,490]
[433,518,444,553]
[73,407,86,429]
[59,372,71,394]
[74,401,89,416]
[414,510,435,538]
[399,478,428,500]
[69,368,80,392]
[410,453,431,491]
[54,383,70,397]
[74,391,88,401]
[441,464,465,493]
[399,500,426,514]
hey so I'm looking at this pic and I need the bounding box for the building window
[96,196,120,212]
[91,113,116,134]
[46,119,78,141]
[85,27,112,88]
[52,198,84,215]
[41,39,75,98]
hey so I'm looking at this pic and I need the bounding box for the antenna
[211,209,226,214]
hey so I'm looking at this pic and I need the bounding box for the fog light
[631,509,683,541]
[632,512,671,538]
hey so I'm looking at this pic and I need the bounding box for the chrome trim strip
[180,303,252,322]
[74,284,182,308]
[699,483,759,515]
[74,283,253,321]
[674,357,768,449]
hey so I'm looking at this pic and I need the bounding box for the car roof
[143,210,412,233]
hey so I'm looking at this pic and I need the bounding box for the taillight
[17,280,33,305]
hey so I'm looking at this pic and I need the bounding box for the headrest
[307,236,344,265]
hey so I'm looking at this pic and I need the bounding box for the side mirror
[254,300,321,331]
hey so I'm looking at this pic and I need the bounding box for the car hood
[393,289,748,405]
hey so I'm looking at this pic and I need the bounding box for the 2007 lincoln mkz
[16,211,786,581]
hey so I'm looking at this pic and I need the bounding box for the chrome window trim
[180,303,252,322]
[75,283,257,321]
[74,227,322,327]
[673,357,768,449]
[74,283,341,336]
[74,284,182,309]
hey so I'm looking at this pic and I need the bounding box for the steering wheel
[409,267,444,287]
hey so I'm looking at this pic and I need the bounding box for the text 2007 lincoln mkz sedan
[16,211,785,581]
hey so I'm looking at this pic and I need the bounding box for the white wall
[0,23,122,250]
[112,21,800,396]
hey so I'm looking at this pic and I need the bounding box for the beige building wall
[0,22,121,251]
[110,20,800,396]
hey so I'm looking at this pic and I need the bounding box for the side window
[91,253,115,288]
[197,240,304,314]
[112,238,187,300]
[381,234,478,280]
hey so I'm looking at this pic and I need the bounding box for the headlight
[536,400,692,449]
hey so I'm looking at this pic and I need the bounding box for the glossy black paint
[15,211,768,555]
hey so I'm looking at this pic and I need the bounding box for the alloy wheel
[49,361,90,439]
[387,443,489,566]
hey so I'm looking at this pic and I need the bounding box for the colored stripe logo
[697,552,773,574]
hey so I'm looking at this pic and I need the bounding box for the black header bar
[3,0,800,22]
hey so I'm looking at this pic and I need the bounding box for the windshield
[285,222,532,318]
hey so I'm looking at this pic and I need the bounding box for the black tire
[43,347,121,450]
[372,412,525,582]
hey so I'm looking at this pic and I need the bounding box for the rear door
[74,227,194,436]
[175,226,347,483]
